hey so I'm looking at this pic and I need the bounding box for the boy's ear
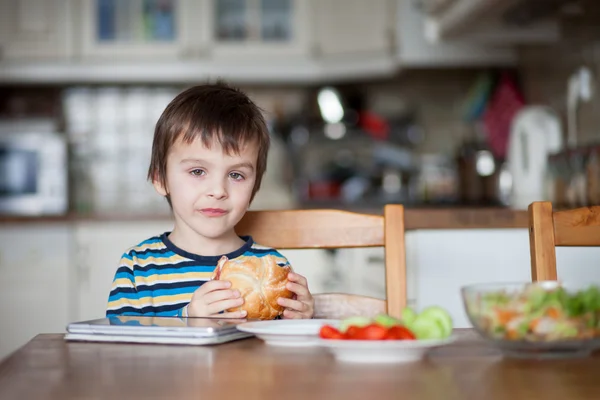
[152,175,169,197]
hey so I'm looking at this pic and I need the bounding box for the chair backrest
[235,204,407,318]
[528,201,600,281]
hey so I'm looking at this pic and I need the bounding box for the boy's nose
[207,179,228,200]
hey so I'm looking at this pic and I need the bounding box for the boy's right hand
[187,280,246,318]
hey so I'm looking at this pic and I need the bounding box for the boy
[106,82,314,320]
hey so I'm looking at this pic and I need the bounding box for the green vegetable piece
[401,307,418,326]
[418,306,454,337]
[553,321,578,339]
[339,316,371,332]
[374,314,402,328]
[411,315,445,340]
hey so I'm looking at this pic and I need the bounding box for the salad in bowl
[462,281,600,358]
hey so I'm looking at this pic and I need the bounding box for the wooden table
[1,331,600,400]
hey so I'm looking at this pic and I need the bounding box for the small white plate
[317,336,457,363]
[237,319,339,347]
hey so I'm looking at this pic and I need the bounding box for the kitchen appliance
[506,106,563,209]
[0,119,68,215]
[456,124,510,206]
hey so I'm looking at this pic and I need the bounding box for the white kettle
[506,106,563,210]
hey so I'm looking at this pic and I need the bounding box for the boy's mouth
[200,208,227,217]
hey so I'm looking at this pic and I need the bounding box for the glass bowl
[461,281,600,359]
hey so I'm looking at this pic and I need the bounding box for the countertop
[0,207,529,230]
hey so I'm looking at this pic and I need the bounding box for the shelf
[0,55,398,84]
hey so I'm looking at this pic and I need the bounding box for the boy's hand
[278,272,314,319]
[187,280,246,318]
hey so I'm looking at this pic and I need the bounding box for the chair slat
[554,206,600,246]
[236,209,384,249]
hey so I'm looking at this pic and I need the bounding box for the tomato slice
[351,323,388,340]
[386,325,416,340]
[345,326,360,339]
[319,325,346,340]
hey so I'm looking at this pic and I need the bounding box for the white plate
[317,336,457,363]
[237,319,339,347]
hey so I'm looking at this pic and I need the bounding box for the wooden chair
[235,204,407,319]
[528,201,600,281]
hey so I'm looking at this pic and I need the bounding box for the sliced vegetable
[386,326,416,340]
[401,307,418,326]
[351,323,389,340]
[418,306,453,338]
[411,315,445,340]
[374,314,402,328]
[320,306,454,341]
[319,325,345,340]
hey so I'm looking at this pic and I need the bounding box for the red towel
[482,73,525,159]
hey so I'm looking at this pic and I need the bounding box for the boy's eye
[190,169,205,176]
[229,172,244,181]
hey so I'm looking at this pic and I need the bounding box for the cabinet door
[0,0,72,60]
[0,224,72,360]
[313,0,392,57]
[74,221,173,321]
[79,0,201,59]
[209,0,310,59]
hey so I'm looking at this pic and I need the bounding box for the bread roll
[212,255,293,320]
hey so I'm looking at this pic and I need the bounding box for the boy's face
[153,136,258,242]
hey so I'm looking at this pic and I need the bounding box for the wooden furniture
[235,205,407,318]
[3,333,600,399]
[528,201,600,281]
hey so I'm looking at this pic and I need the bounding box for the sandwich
[212,255,293,320]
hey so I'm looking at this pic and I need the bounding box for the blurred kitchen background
[2,0,600,359]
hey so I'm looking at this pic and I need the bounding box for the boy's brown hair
[148,81,270,203]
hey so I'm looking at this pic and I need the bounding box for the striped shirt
[106,233,290,317]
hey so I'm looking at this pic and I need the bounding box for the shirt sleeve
[106,252,189,318]
[106,253,145,317]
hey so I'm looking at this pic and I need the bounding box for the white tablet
[64,316,254,345]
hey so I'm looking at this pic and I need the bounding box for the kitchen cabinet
[79,0,199,59]
[208,0,311,59]
[312,0,392,58]
[0,0,72,60]
[0,224,72,361]
[396,0,517,67]
[0,0,534,83]
[419,0,560,45]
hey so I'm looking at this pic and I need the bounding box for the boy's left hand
[278,272,314,319]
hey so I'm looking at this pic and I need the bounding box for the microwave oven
[0,120,68,216]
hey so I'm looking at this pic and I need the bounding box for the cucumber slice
[339,316,372,332]
[401,307,417,326]
[374,314,402,328]
[418,306,453,338]
[411,315,445,340]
